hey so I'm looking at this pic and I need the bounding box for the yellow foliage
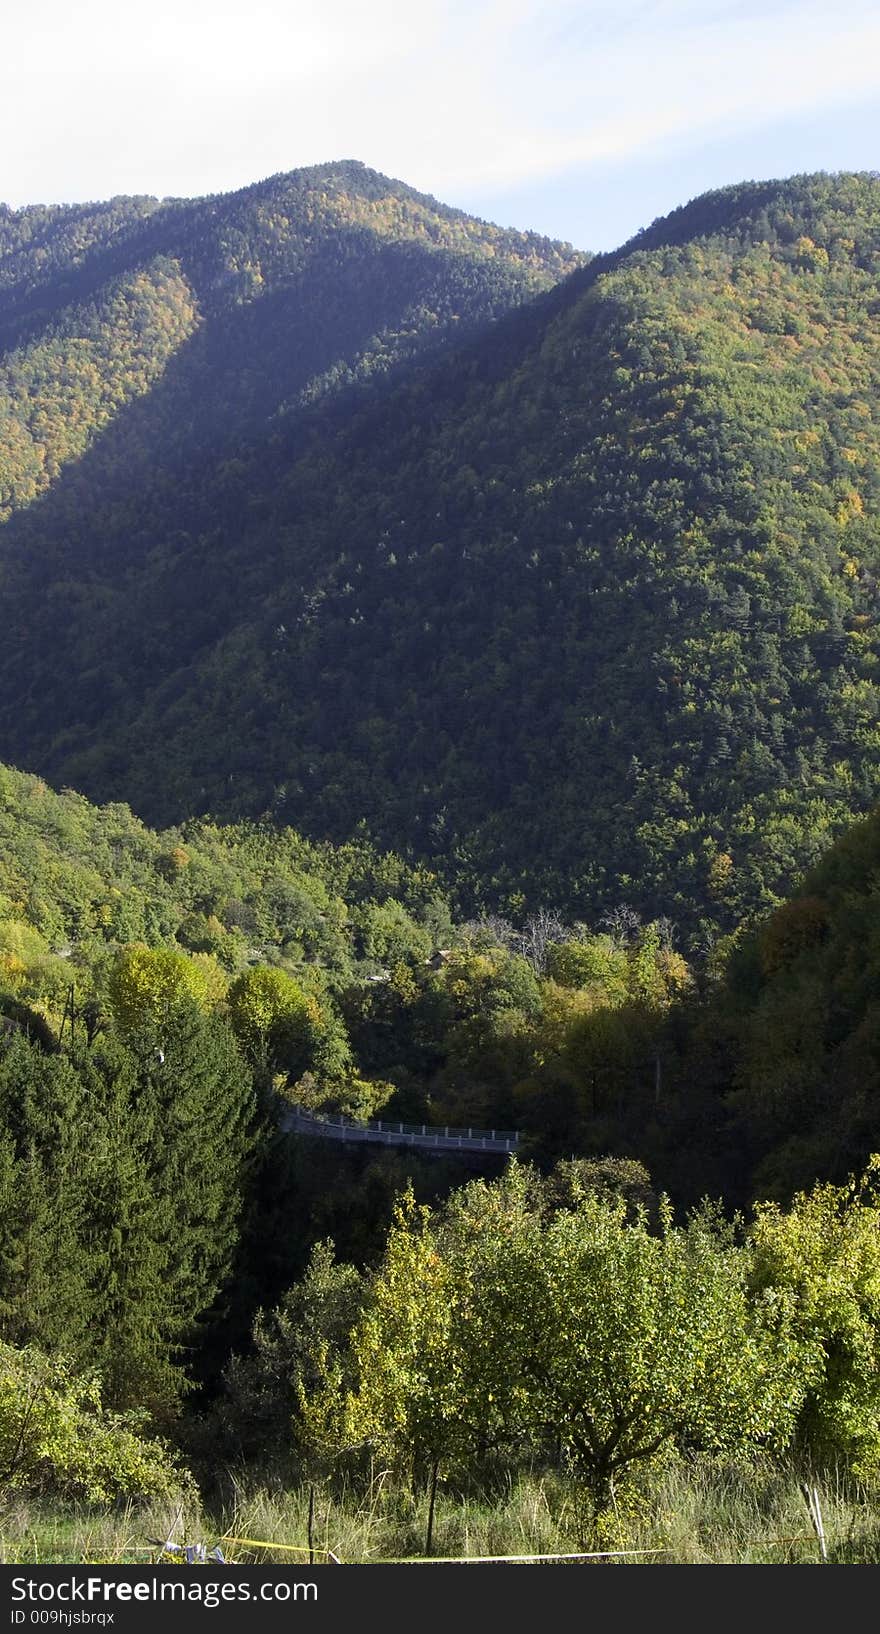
[0,951,26,992]
[657,948,692,995]
[108,943,212,1031]
[536,980,599,1059]
[189,953,230,1009]
[708,851,734,896]
[836,490,864,525]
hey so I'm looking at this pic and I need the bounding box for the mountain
[1,168,879,940]
[0,160,582,522]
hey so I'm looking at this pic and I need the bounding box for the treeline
[0,763,691,1141]
[665,801,880,1204]
[0,761,449,998]
[6,760,880,1214]
[4,768,880,1526]
[209,1158,880,1550]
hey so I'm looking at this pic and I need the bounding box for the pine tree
[80,1039,180,1416]
[85,1005,256,1416]
[0,1036,95,1360]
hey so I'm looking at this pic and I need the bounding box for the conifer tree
[80,1039,181,1416]
[0,1036,95,1360]
[86,1005,257,1415]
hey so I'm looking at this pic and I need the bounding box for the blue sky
[4,0,879,250]
[468,95,880,250]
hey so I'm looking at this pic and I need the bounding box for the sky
[3,0,879,251]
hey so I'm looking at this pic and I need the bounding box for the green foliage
[748,1159,880,1483]
[0,1340,186,1503]
[227,965,317,1076]
[107,944,216,1033]
[357,900,432,968]
[545,935,630,998]
[685,804,880,1201]
[292,1070,396,1121]
[757,896,830,977]
[0,762,452,1059]
[0,1011,255,1419]
[329,1166,804,1520]
[341,1191,471,1479]
[9,156,880,1512]
[0,166,579,524]
[1,173,878,941]
[454,1172,803,1509]
[0,1036,95,1361]
[539,1153,656,1218]
[218,1240,363,1475]
[91,1006,256,1414]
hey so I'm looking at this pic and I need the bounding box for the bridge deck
[281,1105,519,1155]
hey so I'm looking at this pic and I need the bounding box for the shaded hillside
[2,172,880,939]
[676,802,880,1203]
[0,160,582,521]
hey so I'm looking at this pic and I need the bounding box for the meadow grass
[0,1495,199,1566]
[3,1459,879,1565]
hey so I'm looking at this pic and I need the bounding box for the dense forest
[3,164,880,1561]
[0,171,879,947]
[2,765,880,1552]
[0,161,580,516]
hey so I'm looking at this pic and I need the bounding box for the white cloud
[2,0,879,207]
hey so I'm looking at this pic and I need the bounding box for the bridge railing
[281,1104,519,1152]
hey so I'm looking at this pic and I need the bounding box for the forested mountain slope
[0,160,579,521]
[0,759,450,998]
[1,171,879,940]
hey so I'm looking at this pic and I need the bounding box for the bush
[0,1342,190,1505]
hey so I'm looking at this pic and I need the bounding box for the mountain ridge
[1,167,879,941]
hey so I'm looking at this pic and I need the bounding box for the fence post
[803,1485,828,1561]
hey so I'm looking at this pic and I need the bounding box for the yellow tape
[219,1536,323,1556]
[209,1530,819,1566]
[356,1533,819,1564]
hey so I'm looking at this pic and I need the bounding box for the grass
[3,1458,880,1565]
[0,1495,199,1566]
